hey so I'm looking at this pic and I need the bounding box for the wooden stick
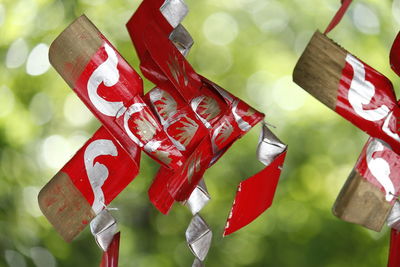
[293,30,346,110]
[332,169,392,232]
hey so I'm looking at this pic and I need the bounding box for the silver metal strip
[160,0,189,28]
[169,24,194,56]
[90,209,118,252]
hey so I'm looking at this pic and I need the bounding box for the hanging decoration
[293,0,400,265]
[38,0,287,265]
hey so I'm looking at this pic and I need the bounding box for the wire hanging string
[324,0,353,34]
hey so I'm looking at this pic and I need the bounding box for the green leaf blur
[0,0,397,266]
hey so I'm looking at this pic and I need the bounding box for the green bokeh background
[0,0,399,266]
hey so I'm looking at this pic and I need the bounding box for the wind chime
[293,0,400,266]
[38,0,287,266]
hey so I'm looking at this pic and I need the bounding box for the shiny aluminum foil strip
[185,179,210,215]
[257,123,287,166]
[90,209,119,252]
[169,24,193,57]
[192,258,205,267]
[186,214,212,261]
[185,180,212,265]
[160,0,188,28]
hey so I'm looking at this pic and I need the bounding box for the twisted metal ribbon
[90,210,120,267]
[185,180,212,266]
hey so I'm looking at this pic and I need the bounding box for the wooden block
[49,15,102,88]
[38,172,95,242]
[332,169,392,232]
[293,30,347,110]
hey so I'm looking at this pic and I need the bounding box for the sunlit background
[1,0,399,266]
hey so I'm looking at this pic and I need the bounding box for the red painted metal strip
[336,53,400,155]
[391,31,400,77]
[224,152,286,236]
[324,0,352,34]
[100,232,120,267]
[388,229,400,267]
[62,127,139,213]
[73,38,185,169]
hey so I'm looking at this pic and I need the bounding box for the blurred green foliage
[0,0,399,266]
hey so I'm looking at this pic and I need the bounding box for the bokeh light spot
[5,250,27,267]
[0,85,15,118]
[79,0,107,6]
[246,70,274,108]
[272,76,306,111]
[352,3,380,35]
[29,92,53,125]
[12,0,37,27]
[6,38,29,69]
[30,247,56,267]
[37,1,65,31]
[41,135,72,170]
[63,93,94,127]
[251,1,289,33]
[194,44,233,76]
[23,187,42,218]
[26,43,50,76]
[202,12,238,46]
[393,0,400,25]
[4,110,35,146]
